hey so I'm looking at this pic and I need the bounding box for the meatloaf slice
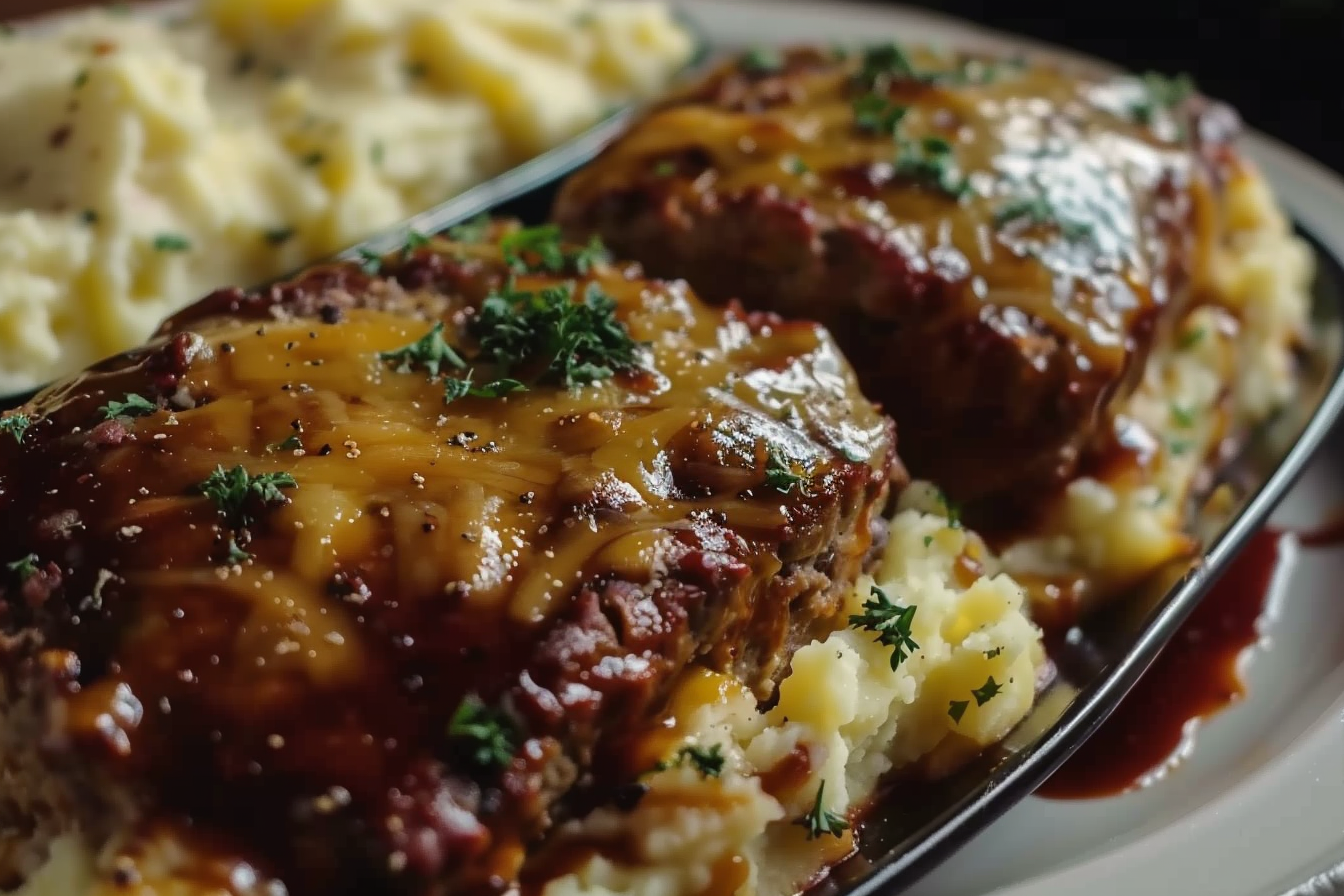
[554,44,1243,525]
[0,224,898,896]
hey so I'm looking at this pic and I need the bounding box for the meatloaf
[553,44,1244,525]
[0,225,898,896]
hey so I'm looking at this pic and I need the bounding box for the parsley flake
[0,413,31,444]
[225,535,251,565]
[971,675,1004,706]
[473,281,639,389]
[404,230,431,253]
[1169,439,1193,456]
[499,226,607,275]
[357,248,384,275]
[99,393,157,419]
[152,233,191,253]
[785,156,810,175]
[984,646,1003,659]
[6,554,38,580]
[1130,71,1196,125]
[195,465,297,526]
[935,489,962,528]
[1170,403,1196,428]
[893,136,971,199]
[301,150,325,168]
[448,697,516,770]
[763,448,804,494]
[500,225,566,273]
[370,140,385,166]
[948,699,970,724]
[1178,327,1206,350]
[849,584,919,670]
[852,94,908,136]
[994,195,1093,240]
[657,743,725,778]
[268,432,303,453]
[379,322,467,379]
[443,371,528,405]
[80,209,99,225]
[652,160,677,177]
[264,226,296,246]
[73,69,89,89]
[740,47,783,75]
[794,781,849,841]
[447,214,490,243]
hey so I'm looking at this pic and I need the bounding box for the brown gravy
[1037,527,1286,799]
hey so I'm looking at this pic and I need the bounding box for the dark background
[879,0,1343,173]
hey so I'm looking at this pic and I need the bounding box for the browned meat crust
[554,45,1241,524]
[0,227,898,895]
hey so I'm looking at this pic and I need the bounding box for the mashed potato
[1001,163,1314,618]
[0,0,693,392]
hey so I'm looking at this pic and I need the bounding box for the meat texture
[0,225,898,896]
[554,45,1243,524]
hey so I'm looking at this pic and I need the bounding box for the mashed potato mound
[0,0,693,392]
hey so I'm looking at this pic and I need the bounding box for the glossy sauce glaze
[0,230,896,894]
[1038,527,1284,798]
[555,45,1242,515]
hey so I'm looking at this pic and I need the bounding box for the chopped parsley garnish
[1130,71,1196,125]
[263,226,296,246]
[379,321,467,378]
[1170,403,1196,428]
[269,432,303,453]
[0,413,30,444]
[233,50,258,76]
[652,160,677,177]
[370,140,385,166]
[6,554,38,580]
[1178,327,1206,350]
[99,393,156,419]
[935,489,962,528]
[984,646,1004,659]
[852,94,908,136]
[893,136,970,199]
[301,151,325,168]
[195,465,297,526]
[152,233,191,253]
[357,248,384,275]
[657,743,725,778]
[923,535,934,548]
[740,46,783,75]
[404,230,431,253]
[73,69,89,89]
[404,61,428,79]
[448,697,516,770]
[499,225,608,275]
[785,156,810,175]
[971,675,1004,706]
[225,535,251,565]
[763,448,804,494]
[500,225,566,273]
[857,42,1006,89]
[473,281,639,388]
[80,209,99,225]
[994,195,1093,241]
[443,372,528,405]
[1169,439,1193,456]
[948,699,970,724]
[855,42,922,88]
[794,781,849,841]
[849,584,919,670]
[447,214,490,243]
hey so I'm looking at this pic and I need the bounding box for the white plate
[676,2,1344,894]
